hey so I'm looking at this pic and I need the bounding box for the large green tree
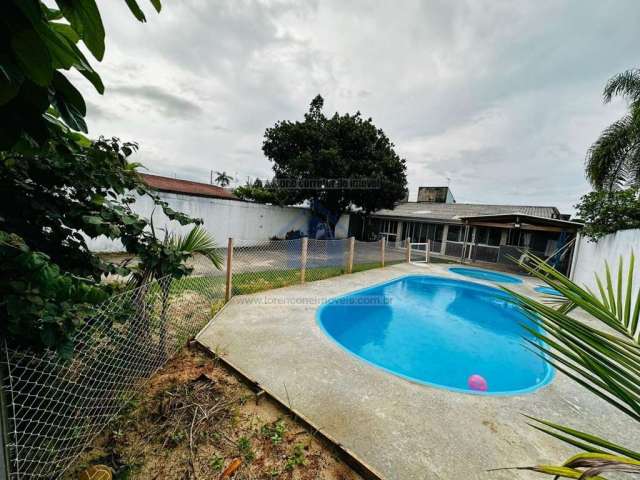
[586,68,640,191]
[261,95,407,232]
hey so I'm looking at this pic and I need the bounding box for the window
[378,219,398,234]
[474,227,502,246]
[488,228,502,246]
[411,222,420,242]
[432,224,444,242]
[447,225,462,242]
[506,229,525,247]
[418,223,428,243]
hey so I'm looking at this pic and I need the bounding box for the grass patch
[169,260,404,299]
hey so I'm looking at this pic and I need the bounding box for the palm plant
[586,69,640,191]
[503,253,640,478]
[131,224,223,356]
[214,171,233,187]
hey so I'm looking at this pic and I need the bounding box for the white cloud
[76,0,639,213]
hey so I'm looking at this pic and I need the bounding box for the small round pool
[317,275,553,395]
[449,267,522,284]
[534,285,562,296]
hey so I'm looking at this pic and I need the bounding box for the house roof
[460,213,582,230]
[141,174,238,200]
[372,202,561,223]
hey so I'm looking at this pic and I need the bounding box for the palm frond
[586,115,637,190]
[497,454,640,480]
[168,225,223,269]
[504,252,640,478]
[589,69,640,190]
[603,69,640,104]
[524,417,640,461]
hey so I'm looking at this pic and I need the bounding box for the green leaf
[624,251,635,329]
[50,22,81,44]
[38,27,80,70]
[82,215,102,225]
[0,61,23,105]
[40,326,57,348]
[149,0,162,13]
[52,71,87,132]
[44,7,65,21]
[55,0,106,60]
[78,66,104,94]
[526,417,640,460]
[10,29,53,86]
[125,0,147,22]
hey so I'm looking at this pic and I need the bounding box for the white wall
[86,192,350,252]
[570,228,640,291]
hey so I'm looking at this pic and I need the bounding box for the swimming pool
[317,275,553,395]
[449,267,522,284]
[534,285,562,296]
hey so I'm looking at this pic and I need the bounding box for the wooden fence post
[301,237,308,283]
[426,240,430,264]
[380,237,386,267]
[225,237,234,302]
[405,238,411,263]
[347,237,355,273]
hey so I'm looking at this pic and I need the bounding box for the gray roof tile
[372,202,559,222]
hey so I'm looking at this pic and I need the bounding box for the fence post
[225,237,234,302]
[347,237,355,273]
[301,237,308,283]
[405,238,410,263]
[380,237,386,267]
[426,240,430,264]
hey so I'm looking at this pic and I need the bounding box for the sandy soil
[67,346,361,480]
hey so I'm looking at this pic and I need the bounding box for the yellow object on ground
[78,465,112,480]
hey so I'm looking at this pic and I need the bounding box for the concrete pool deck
[197,262,638,479]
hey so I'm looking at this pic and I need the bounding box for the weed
[260,419,287,445]
[285,443,306,471]
[237,436,255,462]
[167,429,186,448]
[209,454,224,471]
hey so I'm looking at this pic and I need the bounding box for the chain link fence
[231,239,303,295]
[305,238,349,282]
[0,238,402,479]
[353,239,380,268]
[385,239,408,264]
[0,268,225,479]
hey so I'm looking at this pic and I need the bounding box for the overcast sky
[76,0,640,213]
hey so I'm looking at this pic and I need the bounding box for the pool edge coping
[191,340,385,480]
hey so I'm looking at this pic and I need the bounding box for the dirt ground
[67,346,361,480]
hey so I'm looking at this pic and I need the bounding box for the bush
[574,187,640,241]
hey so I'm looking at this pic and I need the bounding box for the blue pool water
[317,275,553,395]
[449,267,522,284]
[534,285,562,296]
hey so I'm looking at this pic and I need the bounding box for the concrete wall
[570,228,640,291]
[86,192,350,252]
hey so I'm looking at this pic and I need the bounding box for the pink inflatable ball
[468,374,488,392]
